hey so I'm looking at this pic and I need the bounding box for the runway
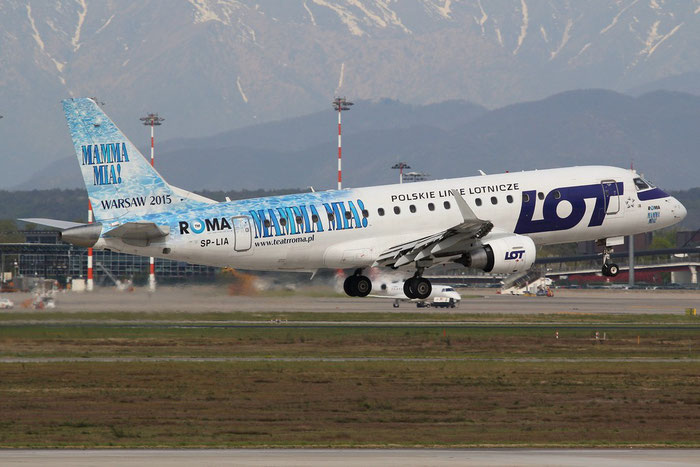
[6,286,699,314]
[2,449,699,466]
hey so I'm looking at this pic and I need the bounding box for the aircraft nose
[673,198,687,221]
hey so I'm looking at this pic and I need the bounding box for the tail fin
[62,98,214,224]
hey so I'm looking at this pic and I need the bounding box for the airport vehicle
[0,297,14,309]
[24,98,687,299]
[370,280,461,308]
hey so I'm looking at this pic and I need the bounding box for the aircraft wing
[373,190,493,269]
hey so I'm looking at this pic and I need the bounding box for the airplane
[370,280,461,308]
[24,98,687,300]
[336,269,461,307]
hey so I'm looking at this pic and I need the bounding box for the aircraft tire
[403,279,418,299]
[601,264,611,277]
[414,278,432,300]
[608,263,620,277]
[355,275,372,297]
[343,276,358,297]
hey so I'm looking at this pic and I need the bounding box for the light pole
[332,97,353,190]
[391,162,411,184]
[140,113,165,292]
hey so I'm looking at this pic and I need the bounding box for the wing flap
[373,189,493,269]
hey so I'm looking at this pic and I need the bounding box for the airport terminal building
[0,230,216,287]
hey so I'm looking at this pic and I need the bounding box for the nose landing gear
[601,247,620,277]
[343,269,372,297]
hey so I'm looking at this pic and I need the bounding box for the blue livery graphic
[515,182,624,234]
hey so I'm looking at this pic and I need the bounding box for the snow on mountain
[1,0,700,188]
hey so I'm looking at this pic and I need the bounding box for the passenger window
[311,214,319,223]
[553,190,561,199]
[378,208,385,216]
[327,212,334,222]
[491,196,497,205]
[538,192,544,200]
[394,206,401,215]
[362,209,369,218]
[428,203,435,211]
[295,216,303,224]
[475,198,482,206]
[506,195,513,204]
[409,205,416,213]
[345,211,352,219]
[443,201,451,209]
[279,218,287,227]
[523,193,530,203]
[264,219,271,228]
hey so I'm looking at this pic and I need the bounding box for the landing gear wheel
[354,276,372,297]
[343,276,358,297]
[414,278,432,300]
[601,245,617,277]
[404,278,418,299]
[343,274,371,297]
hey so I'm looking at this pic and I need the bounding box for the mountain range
[3,1,700,188]
[19,89,700,191]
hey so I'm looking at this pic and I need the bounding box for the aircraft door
[232,216,252,252]
[601,180,620,215]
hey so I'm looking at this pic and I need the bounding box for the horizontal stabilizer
[19,218,85,230]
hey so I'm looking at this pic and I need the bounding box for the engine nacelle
[456,234,536,274]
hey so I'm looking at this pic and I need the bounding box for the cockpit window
[640,175,656,188]
[633,178,649,191]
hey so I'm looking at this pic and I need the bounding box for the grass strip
[0,360,698,448]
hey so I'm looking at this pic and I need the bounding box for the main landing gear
[403,270,432,300]
[601,247,620,277]
[343,270,372,297]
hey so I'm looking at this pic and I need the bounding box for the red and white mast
[140,112,164,292]
[86,201,94,292]
[332,97,353,190]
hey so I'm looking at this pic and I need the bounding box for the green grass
[1,310,699,324]
[0,360,698,448]
[1,312,698,448]
[1,323,698,359]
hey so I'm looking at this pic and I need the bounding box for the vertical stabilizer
[62,98,211,223]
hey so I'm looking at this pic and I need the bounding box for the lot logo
[81,142,130,186]
[505,250,525,261]
[515,182,624,234]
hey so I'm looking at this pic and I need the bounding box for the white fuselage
[94,166,686,272]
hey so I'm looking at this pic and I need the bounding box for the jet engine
[60,223,103,248]
[456,234,536,274]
